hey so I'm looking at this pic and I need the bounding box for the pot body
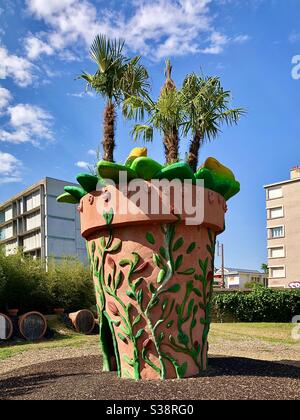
[80,185,226,380]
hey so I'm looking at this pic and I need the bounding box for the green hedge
[0,248,95,314]
[212,285,300,322]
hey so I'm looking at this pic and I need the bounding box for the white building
[214,268,268,289]
[0,177,87,264]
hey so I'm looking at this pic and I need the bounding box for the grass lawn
[0,317,98,361]
[0,321,298,363]
[209,323,298,346]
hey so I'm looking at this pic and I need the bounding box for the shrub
[213,285,300,322]
[0,248,95,314]
[46,257,95,312]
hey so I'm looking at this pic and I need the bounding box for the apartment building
[264,167,300,288]
[0,177,87,264]
[214,267,268,289]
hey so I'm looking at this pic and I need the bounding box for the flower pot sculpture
[57,153,240,380]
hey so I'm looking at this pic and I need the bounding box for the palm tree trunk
[188,130,203,172]
[164,127,179,165]
[102,100,116,162]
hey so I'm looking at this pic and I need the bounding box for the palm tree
[123,59,183,164]
[181,74,245,172]
[80,35,150,162]
[261,263,269,275]
[160,60,179,163]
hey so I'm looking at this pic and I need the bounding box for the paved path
[0,355,299,400]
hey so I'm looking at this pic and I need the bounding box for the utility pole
[217,241,225,288]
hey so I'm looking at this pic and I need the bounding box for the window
[268,187,283,200]
[270,266,286,279]
[25,191,41,212]
[269,246,285,258]
[268,206,284,219]
[269,226,284,239]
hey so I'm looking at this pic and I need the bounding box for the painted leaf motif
[148,297,159,309]
[126,290,136,300]
[103,208,114,225]
[167,320,174,329]
[177,362,188,378]
[135,329,144,339]
[115,272,124,289]
[149,283,156,294]
[159,247,167,259]
[173,237,184,252]
[178,268,195,276]
[146,232,155,245]
[100,237,106,248]
[109,240,122,252]
[178,331,189,345]
[191,318,197,329]
[193,288,202,297]
[175,255,183,271]
[132,314,142,327]
[137,289,143,306]
[168,284,181,293]
[186,242,196,254]
[123,355,135,367]
[157,269,166,284]
[162,298,169,311]
[153,253,162,267]
[187,299,195,318]
[119,259,131,267]
[133,277,143,289]
[118,333,127,343]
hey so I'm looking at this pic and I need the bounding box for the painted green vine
[88,210,216,380]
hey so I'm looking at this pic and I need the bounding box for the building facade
[264,167,300,288]
[214,267,268,289]
[0,177,87,264]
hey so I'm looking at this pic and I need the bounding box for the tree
[80,35,150,162]
[123,59,184,164]
[181,74,245,172]
[261,263,269,275]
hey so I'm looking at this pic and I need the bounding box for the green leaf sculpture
[64,186,87,200]
[130,157,163,180]
[97,161,137,183]
[57,192,79,204]
[76,173,103,192]
[154,162,195,183]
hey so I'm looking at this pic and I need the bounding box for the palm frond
[132,124,154,143]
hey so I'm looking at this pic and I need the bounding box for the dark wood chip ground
[0,355,299,400]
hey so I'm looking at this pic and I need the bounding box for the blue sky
[0,0,300,270]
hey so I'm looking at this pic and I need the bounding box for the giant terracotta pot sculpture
[57,156,240,380]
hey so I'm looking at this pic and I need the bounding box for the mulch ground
[0,355,299,400]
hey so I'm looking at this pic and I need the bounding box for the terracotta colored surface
[80,184,226,238]
[80,185,226,380]
[69,310,95,335]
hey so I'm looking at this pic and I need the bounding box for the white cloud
[0,86,12,111]
[25,35,55,60]
[25,0,249,60]
[0,151,22,184]
[0,44,35,87]
[67,91,96,98]
[75,161,90,169]
[0,104,54,145]
[87,149,97,156]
